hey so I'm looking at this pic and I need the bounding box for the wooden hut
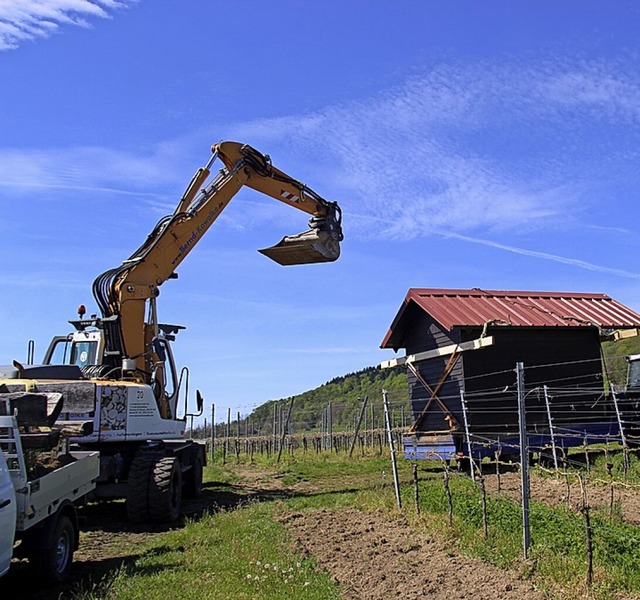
[380,288,640,460]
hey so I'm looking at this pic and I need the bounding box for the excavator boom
[91,141,343,385]
[214,142,342,265]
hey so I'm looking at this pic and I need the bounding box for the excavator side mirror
[152,338,166,362]
[196,390,204,414]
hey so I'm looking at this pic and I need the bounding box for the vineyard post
[383,389,402,509]
[277,396,294,463]
[460,391,475,482]
[578,474,593,587]
[370,402,375,448]
[443,464,453,526]
[583,436,590,473]
[349,396,369,457]
[517,361,531,560]
[273,402,277,452]
[329,401,334,453]
[543,385,559,470]
[210,403,215,463]
[611,390,630,477]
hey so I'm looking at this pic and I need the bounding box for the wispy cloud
[0,0,135,51]
[2,56,640,243]
[0,144,186,197]
[228,59,640,239]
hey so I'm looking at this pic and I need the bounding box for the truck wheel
[149,456,182,522]
[185,450,204,498]
[29,515,75,583]
[126,451,157,523]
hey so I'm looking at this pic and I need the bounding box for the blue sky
[2,1,640,423]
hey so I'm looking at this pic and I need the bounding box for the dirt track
[7,466,638,600]
[281,507,546,600]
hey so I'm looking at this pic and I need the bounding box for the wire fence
[191,387,410,460]
[192,355,640,590]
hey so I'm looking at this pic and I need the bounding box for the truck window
[46,339,71,365]
[156,339,176,399]
[628,359,640,389]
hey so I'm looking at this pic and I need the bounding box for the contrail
[440,231,640,281]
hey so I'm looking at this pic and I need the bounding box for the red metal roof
[381,288,640,349]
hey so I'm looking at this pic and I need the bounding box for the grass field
[68,448,640,600]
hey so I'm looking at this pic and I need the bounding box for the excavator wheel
[126,450,157,523]
[184,449,204,498]
[148,456,182,522]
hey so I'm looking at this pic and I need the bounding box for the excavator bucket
[259,228,341,266]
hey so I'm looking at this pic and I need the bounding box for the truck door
[0,451,16,577]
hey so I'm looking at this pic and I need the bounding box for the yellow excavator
[0,141,343,523]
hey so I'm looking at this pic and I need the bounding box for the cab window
[46,338,97,367]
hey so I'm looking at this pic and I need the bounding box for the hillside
[245,365,409,435]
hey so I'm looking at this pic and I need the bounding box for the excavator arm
[92,141,343,406]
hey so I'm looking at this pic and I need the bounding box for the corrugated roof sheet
[381,288,640,349]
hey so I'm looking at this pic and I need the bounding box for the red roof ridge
[381,287,640,350]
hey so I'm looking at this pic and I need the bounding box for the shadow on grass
[14,545,189,600]
[10,467,399,598]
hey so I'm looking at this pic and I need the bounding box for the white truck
[0,396,99,582]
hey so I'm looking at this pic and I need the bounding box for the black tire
[29,515,75,583]
[457,456,472,475]
[148,456,182,522]
[538,450,557,468]
[126,450,157,523]
[184,450,204,498]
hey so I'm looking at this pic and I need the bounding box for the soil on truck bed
[5,466,614,600]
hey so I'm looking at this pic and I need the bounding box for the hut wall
[457,326,608,437]
[406,324,608,437]
[404,314,464,432]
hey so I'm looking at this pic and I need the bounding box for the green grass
[72,500,340,600]
[399,467,640,598]
[70,450,640,600]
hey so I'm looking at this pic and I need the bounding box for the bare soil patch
[281,507,547,600]
[484,470,640,524]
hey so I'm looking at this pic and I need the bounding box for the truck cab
[626,354,640,389]
[0,450,16,578]
[43,329,104,370]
